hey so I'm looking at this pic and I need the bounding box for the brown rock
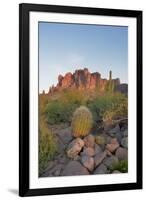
[81,147,95,157]
[106,138,119,153]
[115,147,128,160]
[67,138,84,159]
[94,151,107,168]
[56,127,73,144]
[48,68,121,94]
[94,163,108,174]
[81,155,94,171]
[103,156,119,170]
[84,134,95,148]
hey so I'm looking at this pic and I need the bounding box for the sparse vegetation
[111,160,128,173]
[39,94,58,175]
[39,116,57,175]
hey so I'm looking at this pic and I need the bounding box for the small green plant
[39,116,57,175]
[71,106,93,137]
[111,160,128,173]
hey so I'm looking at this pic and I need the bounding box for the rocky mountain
[48,68,127,94]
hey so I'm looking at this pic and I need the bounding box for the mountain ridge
[46,68,127,95]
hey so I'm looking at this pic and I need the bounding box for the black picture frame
[19,3,143,197]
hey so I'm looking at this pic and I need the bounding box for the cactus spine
[71,106,93,137]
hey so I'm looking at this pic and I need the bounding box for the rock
[67,138,84,159]
[81,147,95,157]
[61,161,90,176]
[43,163,64,177]
[94,144,102,155]
[121,137,128,149]
[105,149,112,156]
[106,138,119,153]
[81,155,94,171]
[73,155,81,161]
[104,123,115,132]
[56,137,66,152]
[103,156,119,170]
[84,134,95,148]
[94,151,107,168]
[115,147,128,160]
[112,170,121,174]
[108,124,120,136]
[115,84,128,95]
[95,135,106,145]
[119,120,128,131]
[122,129,128,137]
[93,164,108,174]
[57,127,73,144]
[115,131,123,143]
[48,68,121,94]
[57,154,69,164]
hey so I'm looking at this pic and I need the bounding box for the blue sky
[39,22,128,93]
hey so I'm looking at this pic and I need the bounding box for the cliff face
[49,68,120,93]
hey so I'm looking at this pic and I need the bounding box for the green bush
[45,90,127,125]
[90,93,128,123]
[46,89,88,124]
[111,160,128,173]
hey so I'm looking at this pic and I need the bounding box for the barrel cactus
[71,106,93,137]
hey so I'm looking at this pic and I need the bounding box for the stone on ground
[81,147,95,157]
[67,138,84,159]
[81,155,94,171]
[83,134,95,148]
[61,161,89,176]
[93,163,108,174]
[94,151,107,168]
[103,156,119,170]
[115,147,128,160]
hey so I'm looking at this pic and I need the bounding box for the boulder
[61,161,90,176]
[94,151,107,168]
[106,138,119,153]
[81,155,94,171]
[121,137,128,149]
[57,127,73,144]
[83,134,95,148]
[115,147,128,160]
[115,131,123,143]
[94,144,102,155]
[122,129,128,137]
[104,123,115,132]
[81,147,95,157]
[103,156,119,170]
[67,138,84,159]
[93,163,108,174]
[108,124,120,136]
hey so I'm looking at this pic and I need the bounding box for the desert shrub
[91,93,128,123]
[71,106,93,137]
[46,89,88,124]
[111,160,128,173]
[39,94,49,114]
[39,116,57,175]
[45,90,127,125]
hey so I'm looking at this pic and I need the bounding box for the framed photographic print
[19,3,142,197]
